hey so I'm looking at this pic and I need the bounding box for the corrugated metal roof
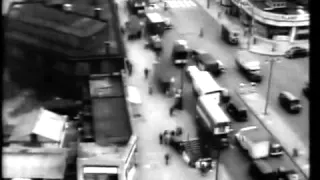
[2,147,68,179]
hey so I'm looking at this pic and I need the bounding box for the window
[174,51,188,60]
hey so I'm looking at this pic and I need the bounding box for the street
[119,0,309,179]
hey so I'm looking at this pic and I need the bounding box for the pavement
[117,0,232,179]
[235,89,309,179]
[192,0,309,56]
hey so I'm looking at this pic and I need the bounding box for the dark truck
[250,160,299,180]
[221,21,241,45]
[127,0,147,16]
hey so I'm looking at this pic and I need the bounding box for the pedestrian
[144,68,149,79]
[159,133,163,144]
[169,106,175,116]
[148,85,153,95]
[293,148,299,157]
[164,153,170,165]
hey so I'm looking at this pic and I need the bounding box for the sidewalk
[192,0,309,56]
[236,90,309,179]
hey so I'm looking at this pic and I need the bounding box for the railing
[231,0,309,22]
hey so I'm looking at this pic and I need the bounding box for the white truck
[235,126,284,159]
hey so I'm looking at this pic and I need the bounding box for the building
[2,107,76,180]
[77,72,137,180]
[229,0,309,42]
[5,0,126,100]
[5,0,126,78]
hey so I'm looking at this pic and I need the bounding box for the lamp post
[264,57,281,115]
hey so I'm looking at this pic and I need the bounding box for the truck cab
[221,24,241,45]
[171,40,189,66]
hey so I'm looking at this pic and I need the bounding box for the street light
[215,147,221,180]
[247,5,255,50]
[264,57,281,115]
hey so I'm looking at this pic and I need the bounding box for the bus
[145,12,165,36]
[192,71,226,104]
[196,96,232,148]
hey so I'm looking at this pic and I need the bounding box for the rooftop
[5,0,124,59]
[89,75,132,146]
[239,126,270,143]
[250,0,309,15]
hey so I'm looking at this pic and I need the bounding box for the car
[278,91,302,113]
[302,82,309,98]
[225,99,248,122]
[235,51,262,82]
[171,40,189,66]
[192,49,226,76]
[284,47,309,59]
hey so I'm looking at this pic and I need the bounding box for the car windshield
[174,51,188,59]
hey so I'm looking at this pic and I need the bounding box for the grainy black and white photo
[3,0,309,180]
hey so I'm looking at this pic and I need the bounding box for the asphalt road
[150,4,309,180]
[160,3,309,148]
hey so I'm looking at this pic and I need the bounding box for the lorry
[127,0,147,16]
[235,50,262,83]
[220,21,241,45]
[126,15,143,40]
[250,159,299,180]
[235,126,284,159]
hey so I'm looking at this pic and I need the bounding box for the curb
[234,90,309,180]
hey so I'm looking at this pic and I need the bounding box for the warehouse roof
[5,0,125,59]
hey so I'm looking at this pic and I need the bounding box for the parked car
[278,91,302,113]
[302,82,309,98]
[235,51,262,83]
[285,47,309,59]
[226,99,248,122]
[192,49,225,76]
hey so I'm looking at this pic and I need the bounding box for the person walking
[148,85,153,95]
[164,153,170,165]
[169,106,175,116]
[159,133,163,144]
[144,68,149,79]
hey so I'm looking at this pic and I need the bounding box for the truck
[250,159,299,180]
[235,50,262,83]
[127,0,147,16]
[126,15,143,40]
[235,126,284,159]
[220,21,241,45]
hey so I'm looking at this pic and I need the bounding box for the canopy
[127,86,142,104]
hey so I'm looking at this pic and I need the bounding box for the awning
[9,108,67,142]
[2,149,68,179]
[32,108,67,142]
[127,86,142,104]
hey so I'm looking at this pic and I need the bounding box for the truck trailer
[235,126,284,159]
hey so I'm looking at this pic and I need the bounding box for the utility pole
[264,57,280,115]
[207,0,210,9]
[247,6,255,50]
[215,148,221,180]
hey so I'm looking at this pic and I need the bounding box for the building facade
[229,0,309,42]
